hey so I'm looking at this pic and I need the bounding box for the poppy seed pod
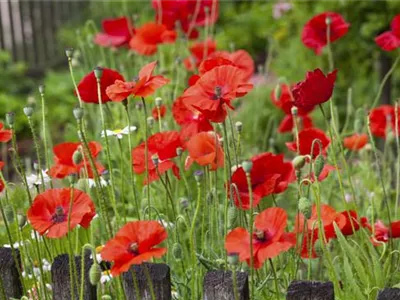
[89,263,102,285]
[298,197,312,219]
[293,155,306,170]
[242,160,253,173]
[38,84,45,94]
[72,150,83,165]
[172,242,183,261]
[94,67,103,80]
[6,112,15,127]
[23,106,34,117]
[73,107,84,120]
[155,97,163,107]
[235,121,243,133]
[313,155,325,178]
[65,48,74,59]
[194,170,203,182]
[227,253,239,266]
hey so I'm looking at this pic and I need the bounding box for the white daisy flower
[101,270,112,284]
[86,177,109,188]
[26,170,51,189]
[101,126,137,139]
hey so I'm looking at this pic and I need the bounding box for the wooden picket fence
[0,247,399,300]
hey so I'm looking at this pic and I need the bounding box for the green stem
[190,181,202,299]
[269,259,280,300]
[141,97,151,219]
[245,172,254,300]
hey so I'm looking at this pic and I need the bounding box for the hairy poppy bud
[227,206,238,229]
[235,121,243,133]
[73,107,84,120]
[18,214,27,228]
[172,243,183,261]
[298,196,312,219]
[38,84,45,95]
[4,205,14,223]
[314,155,325,179]
[89,263,102,285]
[68,173,78,185]
[194,170,203,182]
[293,155,306,170]
[242,160,253,173]
[24,106,34,117]
[6,112,15,127]
[155,97,163,107]
[65,48,74,59]
[72,150,83,165]
[274,84,282,100]
[227,253,239,266]
[94,67,103,80]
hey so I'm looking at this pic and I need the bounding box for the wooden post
[121,263,171,300]
[377,288,400,299]
[203,270,249,300]
[0,247,23,299]
[286,280,334,300]
[51,253,97,300]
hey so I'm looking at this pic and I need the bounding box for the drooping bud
[313,155,325,179]
[242,160,253,173]
[4,205,14,223]
[94,67,103,81]
[227,253,239,266]
[72,150,83,165]
[292,155,306,170]
[227,206,238,229]
[6,112,15,127]
[89,263,102,285]
[23,106,34,118]
[155,97,163,107]
[194,170,203,182]
[73,106,84,120]
[172,243,183,261]
[298,196,312,219]
[65,48,74,59]
[235,121,243,133]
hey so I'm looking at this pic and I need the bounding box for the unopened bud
[65,48,74,59]
[194,170,203,182]
[172,243,183,260]
[73,107,84,120]
[147,117,154,127]
[6,112,15,127]
[38,85,45,94]
[293,155,306,170]
[242,160,253,173]
[235,121,243,133]
[298,197,312,219]
[314,155,325,179]
[23,106,34,117]
[72,150,83,165]
[227,206,238,229]
[89,263,102,285]
[68,173,78,185]
[94,67,103,80]
[155,97,163,107]
[102,296,112,300]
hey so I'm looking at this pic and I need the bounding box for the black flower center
[51,206,66,223]
[254,229,273,242]
[211,86,222,100]
[128,242,139,255]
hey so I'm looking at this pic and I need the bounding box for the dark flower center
[211,86,222,100]
[128,242,139,255]
[254,229,273,242]
[132,76,140,82]
[51,206,67,223]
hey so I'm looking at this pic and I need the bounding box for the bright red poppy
[27,188,95,238]
[132,131,182,185]
[101,221,167,276]
[94,17,134,48]
[369,220,400,245]
[77,68,125,104]
[271,83,314,116]
[292,69,337,110]
[343,133,368,151]
[172,97,213,144]
[152,105,167,120]
[185,131,224,171]
[286,128,330,157]
[106,61,169,101]
[228,152,295,210]
[338,210,363,236]
[369,105,400,138]
[49,142,105,179]
[183,39,217,71]
[225,207,296,268]
[181,65,253,123]
[302,12,350,54]
[375,15,400,51]
[0,123,12,143]
[129,22,177,56]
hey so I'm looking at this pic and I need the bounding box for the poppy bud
[73,107,84,120]
[227,253,239,266]
[227,206,238,229]
[102,296,112,300]
[194,170,203,182]
[151,154,159,167]
[176,147,183,157]
[94,67,103,80]
[38,84,45,95]
[274,84,281,100]
[155,97,163,107]
[4,205,14,223]
[293,155,306,170]
[23,106,34,117]
[172,242,183,261]
[180,197,189,210]
[298,197,312,219]
[89,263,102,285]
[235,121,243,133]
[314,155,325,179]
[242,160,253,173]
[17,214,27,228]
[6,112,15,127]
[68,173,78,185]
[147,116,154,127]
[65,48,74,59]
[325,16,332,25]
[72,150,83,165]
[291,106,298,116]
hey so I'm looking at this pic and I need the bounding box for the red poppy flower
[228,152,295,210]
[338,210,362,236]
[302,12,350,54]
[77,68,125,104]
[172,97,213,144]
[271,83,314,116]
[278,115,313,133]
[225,207,296,268]
[132,131,182,185]
[101,221,167,276]
[292,69,337,110]
[369,220,400,245]
[106,61,169,101]
[183,39,217,71]
[181,65,253,123]
[0,123,12,143]
[369,105,400,138]
[27,188,95,238]
[129,22,176,56]
[308,164,336,183]
[185,131,224,171]
[375,15,400,51]
[286,128,330,157]
[152,105,167,120]
[94,17,134,48]
[0,161,5,192]
[49,141,105,179]
[343,133,368,151]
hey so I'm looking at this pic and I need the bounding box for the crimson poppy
[77,68,125,104]
[181,65,253,123]
[94,17,134,48]
[185,131,224,171]
[27,188,95,238]
[302,12,350,54]
[225,207,296,268]
[106,61,169,101]
[292,69,337,110]
[286,128,330,157]
[49,141,105,179]
[129,22,177,56]
[0,123,12,143]
[367,220,400,245]
[338,210,362,236]
[271,83,314,116]
[152,105,167,120]
[228,152,295,210]
[369,105,400,138]
[132,131,182,185]
[101,220,167,276]
[183,39,217,71]
[375,15,400,51]
[343,133,368,151]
